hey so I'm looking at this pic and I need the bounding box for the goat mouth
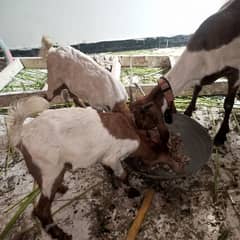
[164,109,173,124]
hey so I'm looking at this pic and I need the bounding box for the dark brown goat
[130,77,175,154]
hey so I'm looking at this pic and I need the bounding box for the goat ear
[146,85,162,100]
[141,102,154,111]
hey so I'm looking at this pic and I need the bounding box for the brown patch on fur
[98,111,139,141]
[129,83,171,154]
[130,100,163,130]
[17,141,42,188]
[32,163,72,239]
[112,101,132,120]
[112,101,130,114]
[17,141,72,238]
[98,110,173,167]
[130,84,167,129]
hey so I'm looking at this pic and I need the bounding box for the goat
[167,0,240,145]
[132,0,240,145]
[46,45,128,113]
[7,96,180,240]
[130,77,175,155]
[45,45,173,150]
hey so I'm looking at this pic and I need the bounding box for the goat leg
[103,163,140,198]
[33,194,72,240]
[102,164,123,189]
[57,183,68,194]
[184,85,202,116]
[214,76,238,145]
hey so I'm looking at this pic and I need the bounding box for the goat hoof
[48,225,72,240]
[126,187,141,198]
[62,233,72,240]
[214,137,226,146]
[57,184,68,194]
[214,138,226,146]
[111,177,122,189]
[57,233,72,240]
[184,109,193,117]
[58,232,72,240]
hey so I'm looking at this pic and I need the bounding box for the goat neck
[112,101,133,120]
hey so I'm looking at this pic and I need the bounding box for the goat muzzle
[158,77,175,124]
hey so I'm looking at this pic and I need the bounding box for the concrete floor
[0,103,240,240]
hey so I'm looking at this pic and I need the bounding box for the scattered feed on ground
[1,96,240,240]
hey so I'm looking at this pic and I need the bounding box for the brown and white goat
[130,77,175,155]
[7,96,180,240]
[46,46,128,113]
[132,0,240,145]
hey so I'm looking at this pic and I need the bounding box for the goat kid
[130,77,175,155]
[46,46,128,113]
[46,45,173,154]
[7,96,181,240]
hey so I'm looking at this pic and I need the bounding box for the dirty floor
[0,100,240,240]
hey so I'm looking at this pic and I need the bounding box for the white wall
[0,0,224,49]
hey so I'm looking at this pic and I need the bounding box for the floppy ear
[146,85,162,101]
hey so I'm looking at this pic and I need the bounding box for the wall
[0,0,224,49]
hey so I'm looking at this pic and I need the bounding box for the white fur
[161,98,168,113]
[6,96,49,146]
[17,107,139,198]
[219,0,235,11]
[166,36,240,96]
[47,46,128,110]
[111,56,122,81]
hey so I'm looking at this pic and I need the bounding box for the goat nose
[164,109,173,124]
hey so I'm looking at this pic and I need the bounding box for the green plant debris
[121,67,167,85]
[0,69,47,93]
[1,181,103,239]
[0,108,8,115]
[0,188,40,240]
[53,180,103,216]
[108,49,161,56]
[174,96,225,111]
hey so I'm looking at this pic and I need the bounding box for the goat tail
[39,35,56,59]
[6,96,49,147]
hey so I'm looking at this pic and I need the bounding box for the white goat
[7,96,180,240]
[46,46,128,112]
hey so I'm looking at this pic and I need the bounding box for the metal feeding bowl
[127,113,213,180]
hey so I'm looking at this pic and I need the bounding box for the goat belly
[20,107,139,172]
